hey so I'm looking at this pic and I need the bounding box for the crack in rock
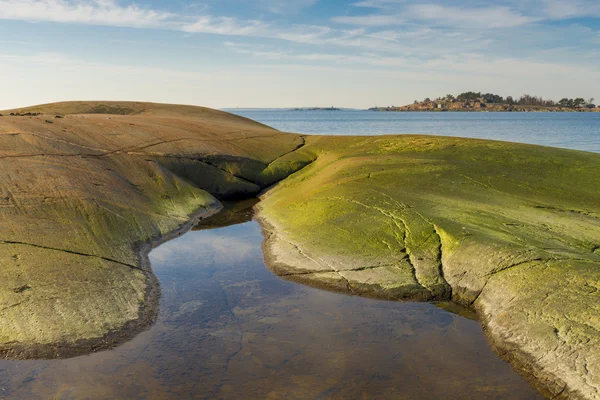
[281,238,356,294]
[0,240,147,274]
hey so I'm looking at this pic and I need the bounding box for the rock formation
[0,101,310,358]
[1,101,599,399]
[257,135,600,399]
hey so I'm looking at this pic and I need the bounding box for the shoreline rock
[0,101,309,359]
[256,135,600,400]
[256,209,593,399]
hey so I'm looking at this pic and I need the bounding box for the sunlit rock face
[0,101,309,359]
[257,135,600,399]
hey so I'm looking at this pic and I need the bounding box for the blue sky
[0,0,599,109]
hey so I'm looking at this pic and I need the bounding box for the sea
[226,109,600,153]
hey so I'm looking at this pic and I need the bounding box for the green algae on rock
[257,135,600,399]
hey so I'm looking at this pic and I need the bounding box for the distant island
[291,107,341,111]
[371,92,600,112]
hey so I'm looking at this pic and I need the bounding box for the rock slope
[0,102,311,358]
[257,135,600,399]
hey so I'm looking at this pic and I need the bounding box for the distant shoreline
[371,92,599,113]
[369,108,600,113]
[291,107,342,111]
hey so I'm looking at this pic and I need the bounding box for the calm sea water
[226,109,600,153]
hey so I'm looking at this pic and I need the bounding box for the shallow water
[226,109,600,153]
[0,205,543,399]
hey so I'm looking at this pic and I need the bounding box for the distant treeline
[419,92,596,108]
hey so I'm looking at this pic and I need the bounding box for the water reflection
[0,208,542,399]
[193,199,259,231]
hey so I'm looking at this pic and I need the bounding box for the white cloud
[332,14,403,27]
[258,0,319,15]
[406,4,538,29]
[349,0,600,25]
[150,232,256,266]
[541,0,600,19]
[0,0,173,28]
[181,16,268,35]
[0,0,399,48]
[0,39,31,45]
[223,40,600,83]
[224,41,411,67]
[352,0,403,9]
[275,25,334,43]
[0,51,211,78]
[336,5,536,29]
[420,53,600,86]
[0,0,320,33]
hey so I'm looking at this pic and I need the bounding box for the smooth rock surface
[0,102,310,358]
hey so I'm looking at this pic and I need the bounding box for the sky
[0,0,599,109]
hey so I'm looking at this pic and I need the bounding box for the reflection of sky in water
[0,221,542,400]
[151,222,259,267]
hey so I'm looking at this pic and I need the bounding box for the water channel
[0,200,543,399]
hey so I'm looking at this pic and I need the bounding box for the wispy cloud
[0,0,319,31]
[181,16,268,35]
[223,40,600,82]
[336,3,537,28]
[541,0,600,19]
[0,51,212,78]
[0,0,173,28]
[224,41,411,67]
[0,0,594,57]
[0,39,31,45]
[258,0,319,15]
[349,0,600,24]
[0,0,403,49]
[407,4,538,29]
[332,14,403,27]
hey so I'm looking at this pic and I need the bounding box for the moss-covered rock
[257,135,600,399]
